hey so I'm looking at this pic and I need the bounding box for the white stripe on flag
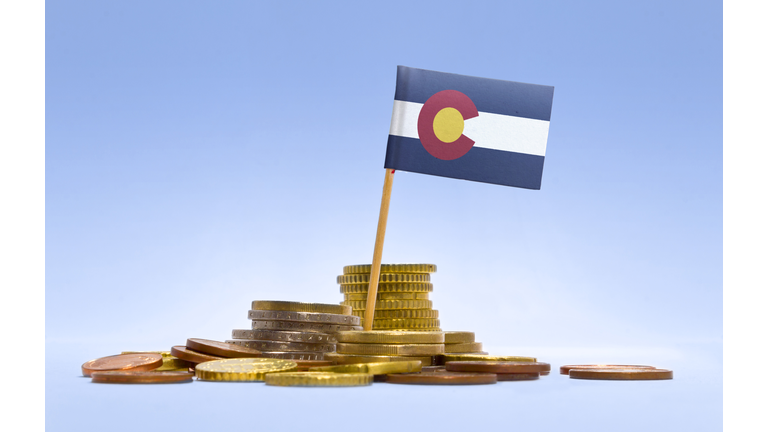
[389,100,550,157]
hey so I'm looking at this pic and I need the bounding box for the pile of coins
[338,264,440,331]
[226,300,363,360]
[80,264,673,386]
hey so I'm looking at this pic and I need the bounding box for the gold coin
[371,318,440,329]
[375,327,443,332]
[120,351,192,370]
[310,360,422,375]
[435,354,537,365]
[155,356,194,371]
[352,309,439,319]
[341,299,433,310]
[324,352,435,365]
[337,273,430,285]
[250,301,351,315]
[569,368,673,380]
[336,343,444,356]
[344,292,429,301]
[194,358,298,382]
[265,371,373,387]
[340,283,433,293]
[443,332,475,344]
[444,342,484,353]
[343,264,437,274]
[336,331,445,344]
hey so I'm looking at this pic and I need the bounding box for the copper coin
[446,361,550,374]
[385,370,497,385]
[569,368,673,380]
[559,364,656,375]
[90,371,194,384]
[496,372,540,381]
[293,360,335,371]
[81,353,163,377]
[186,338,262,358]
[170,346,225,365]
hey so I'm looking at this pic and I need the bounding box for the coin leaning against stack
[228,301,362,360]
[338,264,441,331]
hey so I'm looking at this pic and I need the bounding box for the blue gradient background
[46,1,722,430]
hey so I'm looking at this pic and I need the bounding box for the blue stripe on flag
[394,66,554,122]
[384,135,545,190]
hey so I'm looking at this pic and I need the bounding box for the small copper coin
[91,371,194,384]
[446,361,550,374]
[186,338,262,358]
[569,368,673,380]
[385,370,497,385]
[293,360,335,371]
[170,346,225,365]
[559,364,656,375]
[496,372,540,381]
[82,353,163,377]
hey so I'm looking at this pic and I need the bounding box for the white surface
[389,100,550,156]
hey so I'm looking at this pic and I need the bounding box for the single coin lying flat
[310,360,422,375]
[195,358,297,382]
[445,361,551,374]
[265,371,373,387]
[385,370,497,385]
[568,368,673,380]
[559,364,657,375]
[91,371,194,384]
[186,338,263,358]
[81,353,163,377]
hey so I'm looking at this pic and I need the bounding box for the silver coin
[225,339,335,353]
[251,319,363,333]
[248,310,361,326]
[231,329,339,344]
[257,351,325,360]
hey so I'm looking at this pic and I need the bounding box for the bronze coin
[446,361,550,374]
[385,370,497,385]
[82,353,163,377]
[90,371,194,384]
[569,368,673,380]
[421,366,447,373]
[496,372,540,381]
[186,338,262,358]
[559,364,656,375]
[170,346,225,365]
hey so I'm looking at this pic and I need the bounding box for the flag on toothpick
[385,66,554,190]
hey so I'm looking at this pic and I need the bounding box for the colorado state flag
[385,66,554,190]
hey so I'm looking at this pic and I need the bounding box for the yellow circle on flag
[432,107,464,143]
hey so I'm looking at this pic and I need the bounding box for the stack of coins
[227,300,362,361]
[325,330,444,366]
[338,264,440,331]
[442,331,486,354]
